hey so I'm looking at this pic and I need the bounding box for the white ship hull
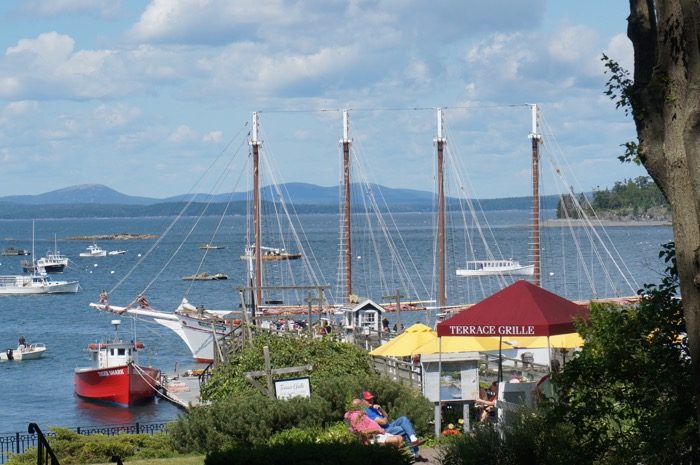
[456,261,535,277]
[0,275,80,294]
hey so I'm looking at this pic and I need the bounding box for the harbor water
[0,212,672,433]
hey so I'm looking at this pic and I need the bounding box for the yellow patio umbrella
[509,332,584,349]
[369,323,436,357]
[411,335,511,355]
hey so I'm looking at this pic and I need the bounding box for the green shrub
[202,334,374,401]
[169,395,333,452]
[6,428,178,465]
[440,413,581,465]
[205,442,413,465]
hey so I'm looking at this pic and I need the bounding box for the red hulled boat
[74,319,161,407]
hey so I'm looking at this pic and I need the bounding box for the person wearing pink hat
[360,390,426,461]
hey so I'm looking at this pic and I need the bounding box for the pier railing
[0,422,167,465]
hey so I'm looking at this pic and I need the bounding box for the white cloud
[7,32,75,63]
[203,131,223,143]
[5,100,37,115]
[93,104,142,129]
[168,124,198,143]
[606,33,634,72]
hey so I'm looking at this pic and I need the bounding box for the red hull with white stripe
[74,363,160,407]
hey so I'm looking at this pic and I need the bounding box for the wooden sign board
[274,377,311,400]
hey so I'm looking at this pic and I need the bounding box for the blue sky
[0,0,646,199]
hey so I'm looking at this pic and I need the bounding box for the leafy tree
[551,242,698,464]
[604,1,700,433]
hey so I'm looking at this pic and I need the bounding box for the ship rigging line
[256,103,529,114]
[109,121,250,297]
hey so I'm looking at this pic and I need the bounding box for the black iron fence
[0,422,168,465]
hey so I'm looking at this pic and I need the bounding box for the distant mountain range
[0,183,562,219]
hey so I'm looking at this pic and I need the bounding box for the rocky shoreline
[544,218,671,227]
[64,233,159,240]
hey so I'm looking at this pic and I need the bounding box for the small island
[65,233,159,241]
[555,176,671,224]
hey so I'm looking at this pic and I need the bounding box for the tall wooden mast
[251,112,263,307]
[341,110,352,302]
[435,108,446,308]
[528,104,541,287]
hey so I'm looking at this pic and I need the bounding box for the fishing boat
[240,245,302,261]
[456,260,535,277]
[2,248,30,256]
[0,273,80,295]
[0,343,47,361]
[181,272,229,281]
[21,250,69,274]
[74,320,161,407]
[80,244,107,257]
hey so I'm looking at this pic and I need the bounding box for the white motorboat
[456,259,535,277]
[79,244,107,257]
[0,273,80,294]
[108,250,127,256]
[0,343,47,361]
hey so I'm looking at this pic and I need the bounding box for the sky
[0,0,647,200]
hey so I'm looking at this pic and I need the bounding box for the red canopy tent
[436,280,589,379]
[437,280,588,337]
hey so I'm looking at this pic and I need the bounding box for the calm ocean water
[0,212,672,433]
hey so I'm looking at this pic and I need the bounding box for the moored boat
[181,272,229,281]
[74,320,161,407]
[79,244,107,257]
[2,248,30,256]
[199,244,225,250]
[0,342,47,361]
[240,244,302,261]
[456,259,535,277]
[0,273,80,295]
[21,250,69,274]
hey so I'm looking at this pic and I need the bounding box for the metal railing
[0,422,167,465]
[27,424,58,465]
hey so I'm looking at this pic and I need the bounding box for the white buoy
[138,253,142,257]
[549,272,554,276]
[110,270,115,274]
[93,263,98,267]
[357,255,362,259]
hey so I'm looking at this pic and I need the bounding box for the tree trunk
[628,0,700,436]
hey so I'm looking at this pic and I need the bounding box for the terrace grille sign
[445,325,536,336]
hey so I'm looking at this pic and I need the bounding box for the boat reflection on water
[74,396,165,426]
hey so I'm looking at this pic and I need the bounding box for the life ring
[88,343,107,350]
[133,341,145,349]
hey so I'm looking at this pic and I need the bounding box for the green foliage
[550,241,699,464]
[171,372,434,452]
[168,395,332,452]
[555,193,592,219]
[205,442,413,465]
[602,54,633,115]
[267,423,355,446]
[590,176,668,217]
[440,413,581,465]
[201,333,373,400]
[6,428,178,465]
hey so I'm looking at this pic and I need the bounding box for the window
[118,348,126,356]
